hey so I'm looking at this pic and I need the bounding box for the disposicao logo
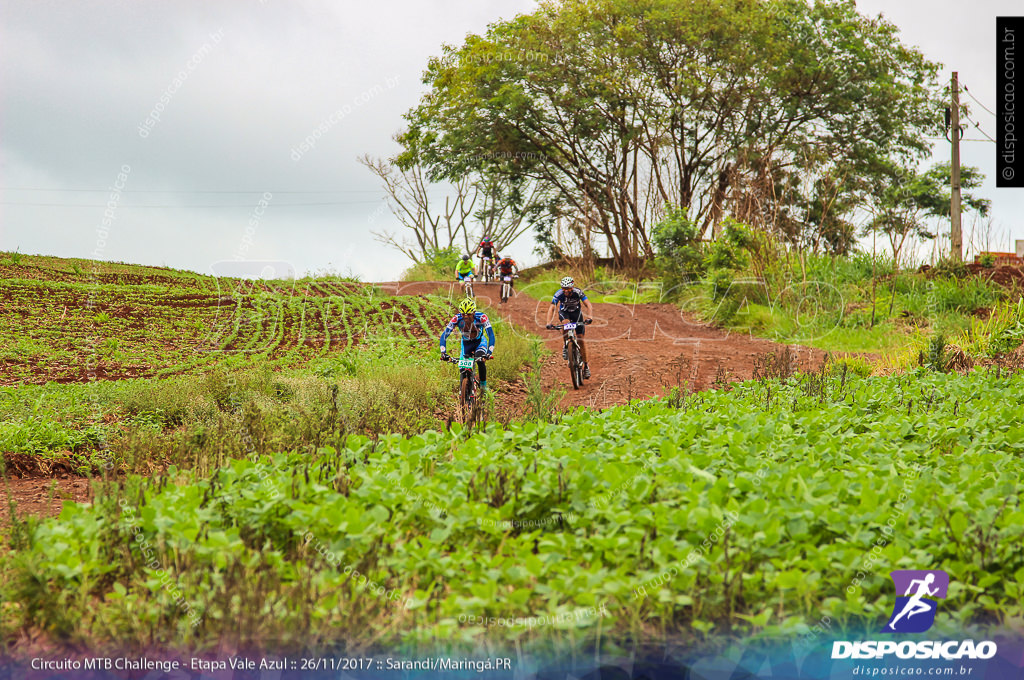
[883,569,948,633]
[831,568,998,661]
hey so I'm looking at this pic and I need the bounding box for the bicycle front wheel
[459,373,474,422]
[569,343,582,390]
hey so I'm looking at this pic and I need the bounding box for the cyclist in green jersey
[455,254,477,281]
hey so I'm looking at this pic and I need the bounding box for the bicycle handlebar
[547,319,593,330]
[443,354,490,364]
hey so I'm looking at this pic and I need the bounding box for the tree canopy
[398,0,942,265]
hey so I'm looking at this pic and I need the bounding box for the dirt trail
[0,278,826,524]
[377,280,827,409]
[0,467,92,530]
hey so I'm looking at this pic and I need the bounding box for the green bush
[804,251,895,285]
[401,246,465,281]
[704,239,746,272]
[920,332,949,371]
[827,356,873,378]
[931,257,969,279]
[651,205,704,285]
[958,298,1024,357]
[707,269,734,302]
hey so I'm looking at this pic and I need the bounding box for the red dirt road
[0,278,826,524]
[377,280,827,409]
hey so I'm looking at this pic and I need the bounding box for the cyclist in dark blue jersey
[544,276,594,379]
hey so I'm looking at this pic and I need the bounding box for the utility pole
[950,72,963,262]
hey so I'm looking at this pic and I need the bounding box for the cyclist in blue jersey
[544,276,594,379]
[440,298,496,392]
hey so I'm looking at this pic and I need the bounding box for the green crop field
[0,255,449,386]
[3,364,1022,654]
[0,255,532,476]
[1,253,1022,667]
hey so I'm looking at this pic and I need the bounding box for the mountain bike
[478,256,493,283]
[445,351,489,424]
[459,275,475,299]
[499,274,518,303]
[549,319,592,390]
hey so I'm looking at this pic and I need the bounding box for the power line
[925,136,993,143]
[961,110,997,143]
[960,83,997,117]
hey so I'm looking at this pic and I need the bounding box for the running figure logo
[883,570,949,633]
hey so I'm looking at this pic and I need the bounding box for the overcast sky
[1,0,1022,280]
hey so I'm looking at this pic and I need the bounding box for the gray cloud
[1,0,539,279]
[2,1,1020,279]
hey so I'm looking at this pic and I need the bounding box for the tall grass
[926,277,1003,313]
[956,298,1024,357]
[1,327,535,475]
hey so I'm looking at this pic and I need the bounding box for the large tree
[399,0,941,266]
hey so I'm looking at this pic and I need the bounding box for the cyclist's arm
[546,298,559,325]
[479,313,496,352]
[439,317,457,353]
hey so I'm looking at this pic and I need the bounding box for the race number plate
[503,276,512,282]
[458,358,475,369]
[562,322,577,330]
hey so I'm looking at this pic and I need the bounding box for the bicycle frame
[478,255,494,282]
[499,273,516,302]
[550,319,591,389]
[445,354,488,421]
[460,275,475,298]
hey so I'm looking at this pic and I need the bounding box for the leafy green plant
[919,332,948,371]
[522,339,564,423]
[703,221,751,272]
[651,205,704,286]
[957,298,1024,357]
[931,256,969,279]
[979,253,996,268]
[2,249,24,266]
[826,355,873,378]
[402,246,463,281]
[3,369,1022,652]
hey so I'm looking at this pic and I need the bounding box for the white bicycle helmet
[560,276,574,288]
